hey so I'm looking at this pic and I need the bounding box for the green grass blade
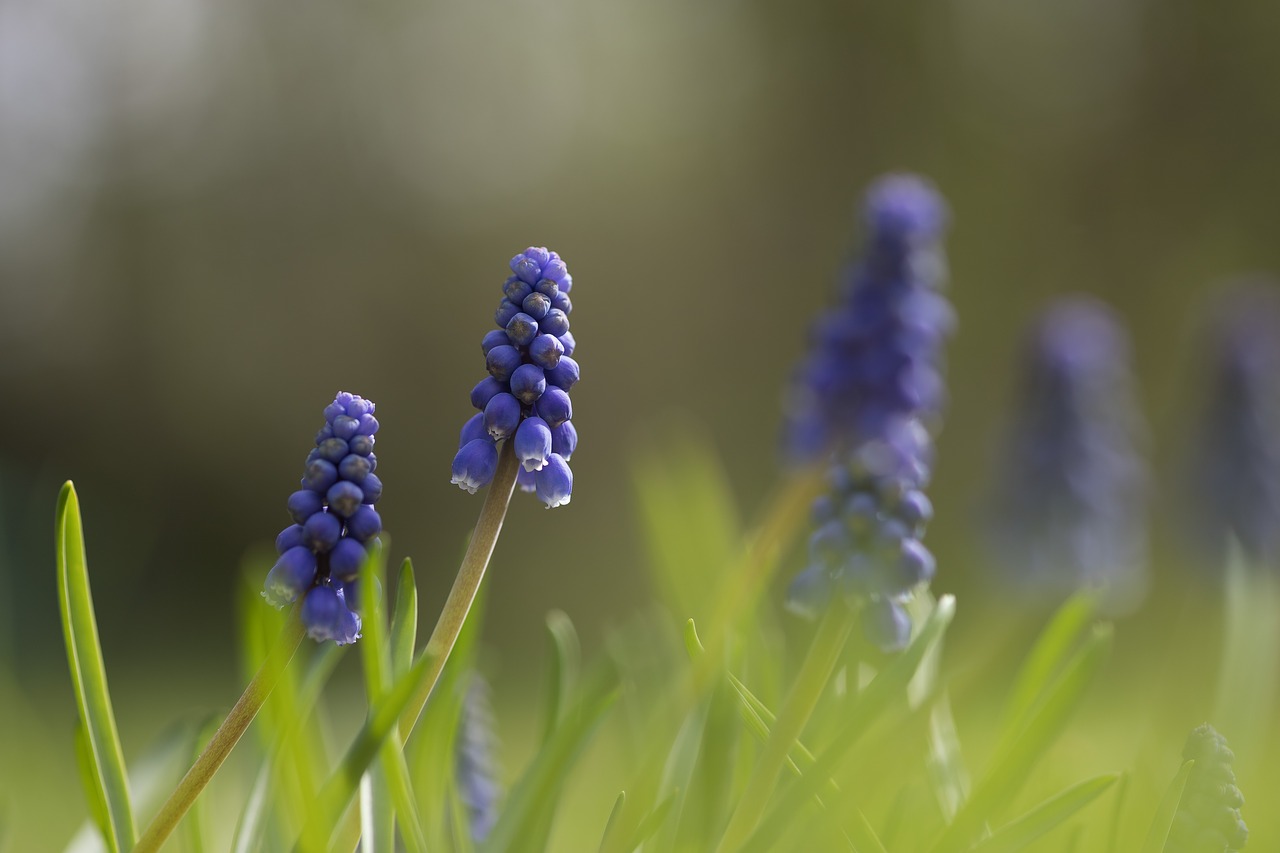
[389,558,419,678]
[620,791,679,853]
[1002,593,1095,742]
[357,543,396,853]
[73,721,111,846]
[597,791,627,852]
[542,610,581,745]
[931,624,1112,853]
[970,774,1119,853]
[741,595,956,853]
[482,661,619,853]
[229,760,272,853]
[1104,772,1130,853]
[1140,760,1194,853]
[56,482,136,852]
[182,716,220,853]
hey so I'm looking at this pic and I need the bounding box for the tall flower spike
[986,297,1147,604]
[784,174,953,652]
[263,391,383,645]
[1167,724,1248,852]
[1187,282,1280,568]
[456,674,502,844]
[451,247,580,506]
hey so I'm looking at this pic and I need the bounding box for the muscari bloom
[456,674,502,844]
[987,297,1147,603]
[1167,724,1248,853]
[451,247,578,507]
[263,392,383,645]
[1188,282,1280,568]
[784,174,953,652]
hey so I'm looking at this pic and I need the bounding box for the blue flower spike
[783,175,954,652]
[262,391,384,645]
[452,247,581,507]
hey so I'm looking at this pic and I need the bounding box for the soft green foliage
[41,440,1280,852]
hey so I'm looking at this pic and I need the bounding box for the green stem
[295,441,520,850]
[134,610,306,853]
[397,439,520,739]
[715,603,852,853]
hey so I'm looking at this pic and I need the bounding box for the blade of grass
[56,482,136,853]
[741,595,956,853]
[1104,772,1130,853]
[72,721,111,848]
[597,791,627,852]
[1139,760,1194,853]
[970,774,1119,853]
[930,625,1112,853]
[1002,593,1096,743]
[229,759,272,853]
[482,661,619,853]
[389,558,419,678]
[542,610,581,745]
[182,716,220,853]
[716,604,853,852]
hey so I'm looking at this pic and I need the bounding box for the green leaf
[543,610,581,745]
[229,760,272,853]
[482,661,619,853]
[597,791,627,852]
[389,558,419,679]
[73,721,111,846]
[56,482,136,853]
[1002,593,1095,743]
[620,791,680,853]
[741,595,956,853]
[1104,772,1130,853]
[631,431,742,618]
[1140,760,1194,853]
[970,774,1120,853]
[930,624,1112,853]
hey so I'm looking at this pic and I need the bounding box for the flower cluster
[1167,724,1248,852]
[456,674,502,844]
[1188,283,1280,567]
[263,392,383,645]
[785,174,953,652]
[451,247,579,508]
[987,298,1147,601]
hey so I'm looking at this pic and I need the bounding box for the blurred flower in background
[986,297,1148,607]
[1185,280,1280,571]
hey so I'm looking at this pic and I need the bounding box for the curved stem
[296,441,520,850]
[399,439,519,738]
[134,610,306,853]
[715,603,852,853]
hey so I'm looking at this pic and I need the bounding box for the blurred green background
[2,0,1278,847]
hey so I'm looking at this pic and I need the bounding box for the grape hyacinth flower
[452,247,579,507]
[263,391,384,645]
[987,298,1147,604]
[1187,282,1280,568]
[456,675,502,844]
[1166,724,1248,852]
[784,174,953,652]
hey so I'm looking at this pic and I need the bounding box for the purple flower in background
[456,674,502,844]
[263,391,384,645]
[1167,724,1248,853]
[987,298,1147,603]
[451,247,580,507]
[784,175,953,652]
[784,173,953,463]
[1187,281,1280,568]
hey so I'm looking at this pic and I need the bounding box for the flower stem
[715,603,853,853]
[134,609,306,853]
[399,439,519,738]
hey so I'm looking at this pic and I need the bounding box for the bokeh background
[2,0,1278,847]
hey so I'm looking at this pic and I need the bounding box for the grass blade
[930,624,1112,853]
[741,595,956,853]
[482,661,619,853]
[1140,760,1194,853]
[970,774,1119,853]
[1002,593,1095,743]
[229,760,272,853]
[389,558,419,678]
[597,791,627,852]
[543,610,581,745]
[56,482,135,852]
